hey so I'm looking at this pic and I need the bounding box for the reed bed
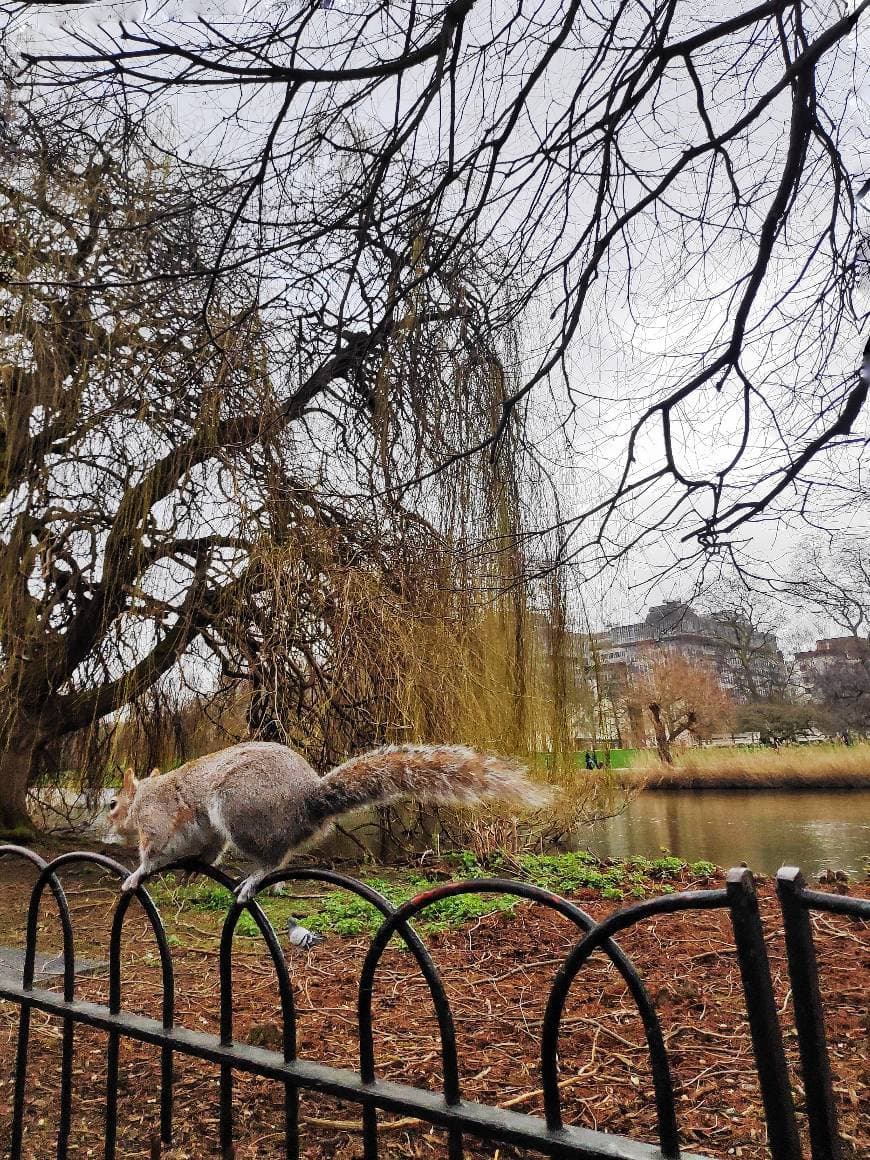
[624,742,870,790]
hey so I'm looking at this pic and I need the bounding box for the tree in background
[809,660,870,744]
[10,0,869,566]
[0,91,584,834]
[627,653,733,764]
[782,537,870,742]
[697,577,805,746]
[734,700,820,748]
[701,583,788,701]
[784,539,870,640]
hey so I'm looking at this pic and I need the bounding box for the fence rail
[0,845,866,1160]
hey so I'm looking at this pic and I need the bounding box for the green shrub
[644,856,686,879]
[301,876,517,937]
[235,911,260,937]
[449,850,484,876]
[150,875,235,910]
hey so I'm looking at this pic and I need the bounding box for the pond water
[581,790,870,876]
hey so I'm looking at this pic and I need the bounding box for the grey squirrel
[106,741,550,901]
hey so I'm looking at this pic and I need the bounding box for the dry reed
[625,742,870,790]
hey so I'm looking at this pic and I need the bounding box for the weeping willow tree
[215,531,576,772]
[0,101,281,833]
[209,276,599,789]
[0,84,604,838]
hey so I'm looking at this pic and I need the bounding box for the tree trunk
[647,702,673,764]
[0,743,37,838]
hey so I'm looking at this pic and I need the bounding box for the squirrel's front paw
[121,872,139,894]
[235,876,259,904]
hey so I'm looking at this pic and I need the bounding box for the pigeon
[287,920,326,949]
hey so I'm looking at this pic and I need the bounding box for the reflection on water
[582,790,870,876]
[321,790,870,876]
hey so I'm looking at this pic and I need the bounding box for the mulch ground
[0,848,866,1159]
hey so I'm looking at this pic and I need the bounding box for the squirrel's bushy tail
[308,744,551,827]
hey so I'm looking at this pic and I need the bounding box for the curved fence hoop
[214,877,295,1053]
[54,850,178,1160]
[132,860,299,1160]
[542,887,730,1153]
[0,845,75,997]
[0,844,79,1159]
[255,867,465,1160]
[219,866,409,1159]
[0,844,77,1160]
[253,866,442,1077]
[16,848,177,1019]
[357,874,676,1154]
[1,845,182,1159]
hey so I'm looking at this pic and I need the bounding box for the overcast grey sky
[8,0,869,642]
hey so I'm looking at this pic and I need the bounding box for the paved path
[0,947,106,982]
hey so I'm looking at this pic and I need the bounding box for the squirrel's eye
[109,799,118,811]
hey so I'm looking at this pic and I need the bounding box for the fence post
[726,868,801,1160]
[776,867,842,1160]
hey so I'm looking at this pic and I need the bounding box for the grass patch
[147,871,523,939]
[144,851,720,941]
[302,879,519,936]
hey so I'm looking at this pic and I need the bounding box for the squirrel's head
[106,766,159,842]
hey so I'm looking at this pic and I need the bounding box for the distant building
[527,599,786,750]
[591,600,785,701]
[795,636,870,688]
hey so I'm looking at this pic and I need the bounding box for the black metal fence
[0,845,866,1160]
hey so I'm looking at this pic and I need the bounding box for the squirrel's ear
[149,766,161,778]
[122,767,138,796]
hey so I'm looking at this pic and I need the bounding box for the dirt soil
[0,843,867,1159]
